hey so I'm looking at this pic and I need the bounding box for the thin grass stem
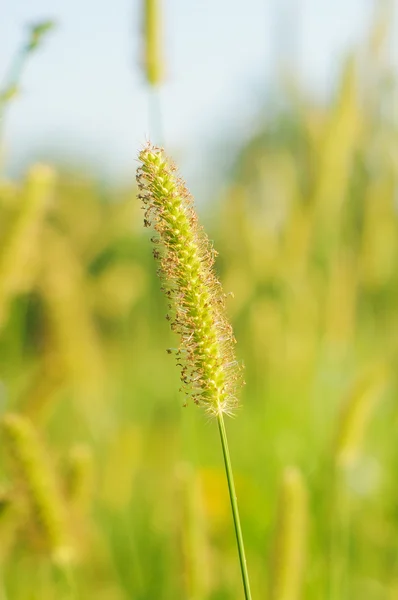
[148,86,164,145]
[217,412,252,600]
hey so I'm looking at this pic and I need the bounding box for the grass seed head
[334,364,388,470]
[0,164,55,330]
[137,143,243,417]
[1,413,74,566]
[142,0,164,86]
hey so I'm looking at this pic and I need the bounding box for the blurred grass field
[1,5,398,600]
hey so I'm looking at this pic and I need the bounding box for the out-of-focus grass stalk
[362,0,392,114]
[137,144,251,600]
[0,164,55,331]
[324,253,357,350]
[18,351,65,423]
[359,178,396,290]
[1,413,74,567]
[310,57,361,258]
[39,225,107,432]
[0,22,54,134]
[334,365,388,470]
[0,490,24,563]
[64,444,94,561]
[330,365,388,600]
[269,467,308,600]
[142,0,164,143]
[143,0,163,86]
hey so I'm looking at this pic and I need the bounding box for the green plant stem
[217,412,252,600]
[148,86,164,145]
[0,50,24,148]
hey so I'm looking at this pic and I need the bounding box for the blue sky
[0,0,386,185]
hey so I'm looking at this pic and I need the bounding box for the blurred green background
[1,2,398,599]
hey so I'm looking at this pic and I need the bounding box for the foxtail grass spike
[137,143,243,417]
[270,466,308,600]
[334,365,388,470]
[142,0,163,87]
[0,488,24,561]
[141,1,164,143]
[1,413,74,566]
[39,224,108,435]
[137,143,251,600]
[0,164,55,329]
